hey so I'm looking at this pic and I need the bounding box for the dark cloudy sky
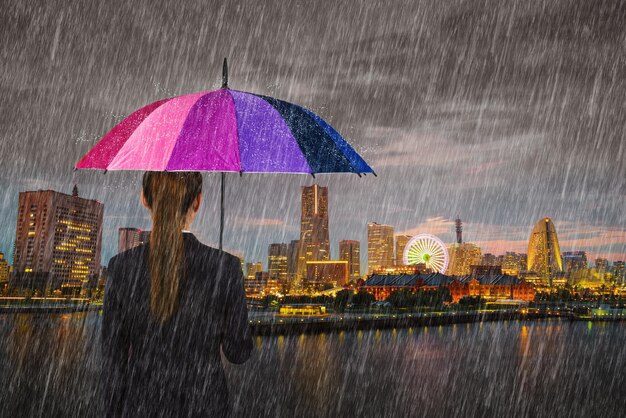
[1,0,625,271]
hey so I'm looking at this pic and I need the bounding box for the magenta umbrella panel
[76,88,374,175]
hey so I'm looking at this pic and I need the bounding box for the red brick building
[362,273,535,303]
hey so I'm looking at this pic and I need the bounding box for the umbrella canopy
[76,59,374,248]
[76,84,373,175]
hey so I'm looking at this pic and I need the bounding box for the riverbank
[1,305,623,334]
[248,310,560,335]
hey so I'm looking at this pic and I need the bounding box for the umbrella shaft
[219,172,225,250]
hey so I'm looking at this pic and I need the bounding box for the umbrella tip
[222,58,228,88]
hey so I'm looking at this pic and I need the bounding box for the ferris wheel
[403,234,449,274]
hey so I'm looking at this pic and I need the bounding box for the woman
[101,172,253,417]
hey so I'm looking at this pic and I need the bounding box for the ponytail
[142,172,202,321]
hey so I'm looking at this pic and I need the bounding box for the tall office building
[268,243,288,281]
[339,240,361,281]
[447,219,481,276]
[298,184,330,278]
[12,187,103,291]
[118,227,151,253]
[527,217,562,285]
[447,243,482,276]
[0,252,9,284]
[562,251,588,272]
[367,223,394,274]
[394,235,412,266]
[287,240,300,280]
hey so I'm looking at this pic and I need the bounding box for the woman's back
[101,232,253,417]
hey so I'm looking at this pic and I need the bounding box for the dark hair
[142,171,202,321]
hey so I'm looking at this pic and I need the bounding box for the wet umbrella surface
[1,0,626,417]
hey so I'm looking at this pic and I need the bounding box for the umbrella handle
[219,171,225,250]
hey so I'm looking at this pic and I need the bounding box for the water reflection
[1,314,626,417]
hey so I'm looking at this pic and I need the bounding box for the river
[0,312,625,417]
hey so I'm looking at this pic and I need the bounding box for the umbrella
[76,59,375,249]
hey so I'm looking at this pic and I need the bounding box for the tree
[333,289,352,313]
[352,290,375,308]
[457,296,484,307]
[387,289,417,309]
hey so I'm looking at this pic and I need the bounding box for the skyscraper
[527,217,562,285]
[118,227,151,253]
[447,243,482,276]
[394,235,412,266]
[339,240,361,281]
[287,239,300,280]
[268,243,288,281]
[367,223,394,274]
[298,184,330,278]
[12,187,103,291]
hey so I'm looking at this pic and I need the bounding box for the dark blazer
[101,232,253,418]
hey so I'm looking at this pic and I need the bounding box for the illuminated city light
[403,234,449,274]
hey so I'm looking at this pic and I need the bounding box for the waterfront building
[527,217,563,286]
[11,186,103,292]
[268,243,288,281]
[562,251,588,272]
[339,240,361,281]
[118,227,151,253]
[297,185,330,278]
[0,252,9,285]
[362,272,535,303]
[595,258,609,274]
[367,222,394,274]
[244,271,277,295]
[245,261,263,280]
[452,275,535,302]
[362,272,454,301]
[305,260,348,286]
[394,235,412,266]
[447,243,482,276]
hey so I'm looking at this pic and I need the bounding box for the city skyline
[1,184,625,277]
[0,0,625,268]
